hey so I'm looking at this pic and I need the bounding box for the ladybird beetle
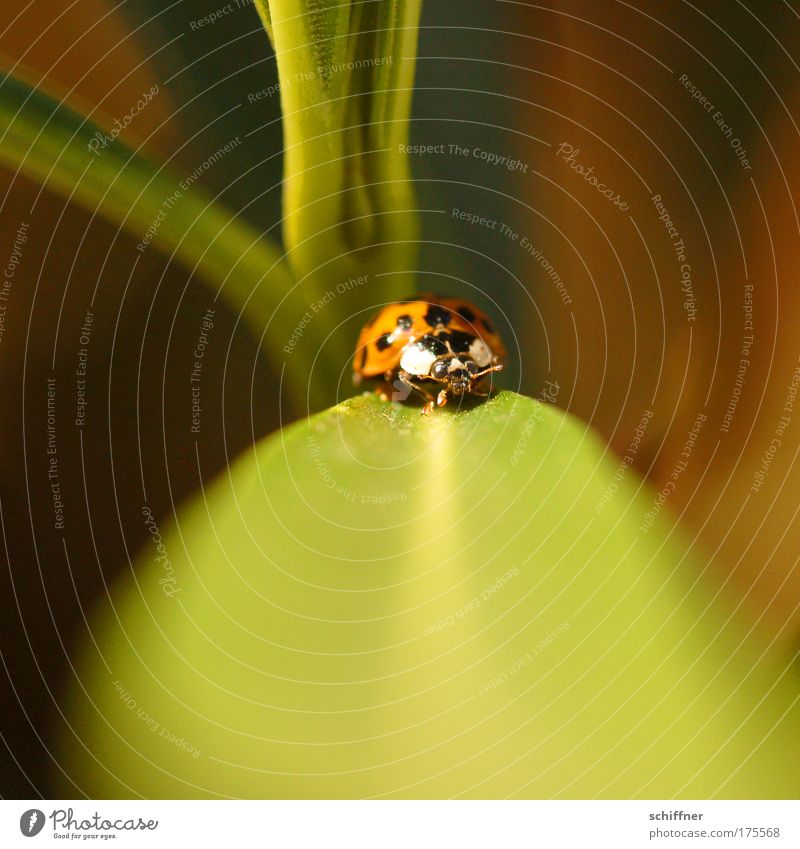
[353,294,506,414]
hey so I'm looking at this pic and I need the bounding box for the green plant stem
[255,0,421,300]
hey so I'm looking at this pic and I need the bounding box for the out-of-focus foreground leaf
[59,393,799,798]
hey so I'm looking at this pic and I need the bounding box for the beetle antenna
[474,363,504,379]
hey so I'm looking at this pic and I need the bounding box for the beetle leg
[468,363,504,399]
[436,389,448,407]
[395,370,437,414]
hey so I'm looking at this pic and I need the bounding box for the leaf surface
[60,393,800,798]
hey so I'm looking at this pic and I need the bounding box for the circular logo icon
[19,809,46,837]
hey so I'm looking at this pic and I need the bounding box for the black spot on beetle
[396,314,413,330]
[376,333,393,351]
[360,347,368,368]
[424,305,451,328]
[457,305,476,323]
[448,330,475,353]
[419,334,448,356]
[482,317,494,334]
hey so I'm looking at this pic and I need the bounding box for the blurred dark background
[2,0,800,797]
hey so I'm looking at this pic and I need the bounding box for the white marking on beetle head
[400,343,437,376]
[468,338,492,368]
[449,358,464,371]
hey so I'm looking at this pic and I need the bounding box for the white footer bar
[3,800,797,848]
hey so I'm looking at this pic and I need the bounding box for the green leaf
[254,0,422,298]
[59,393,799,798]
[0,74,329,395]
